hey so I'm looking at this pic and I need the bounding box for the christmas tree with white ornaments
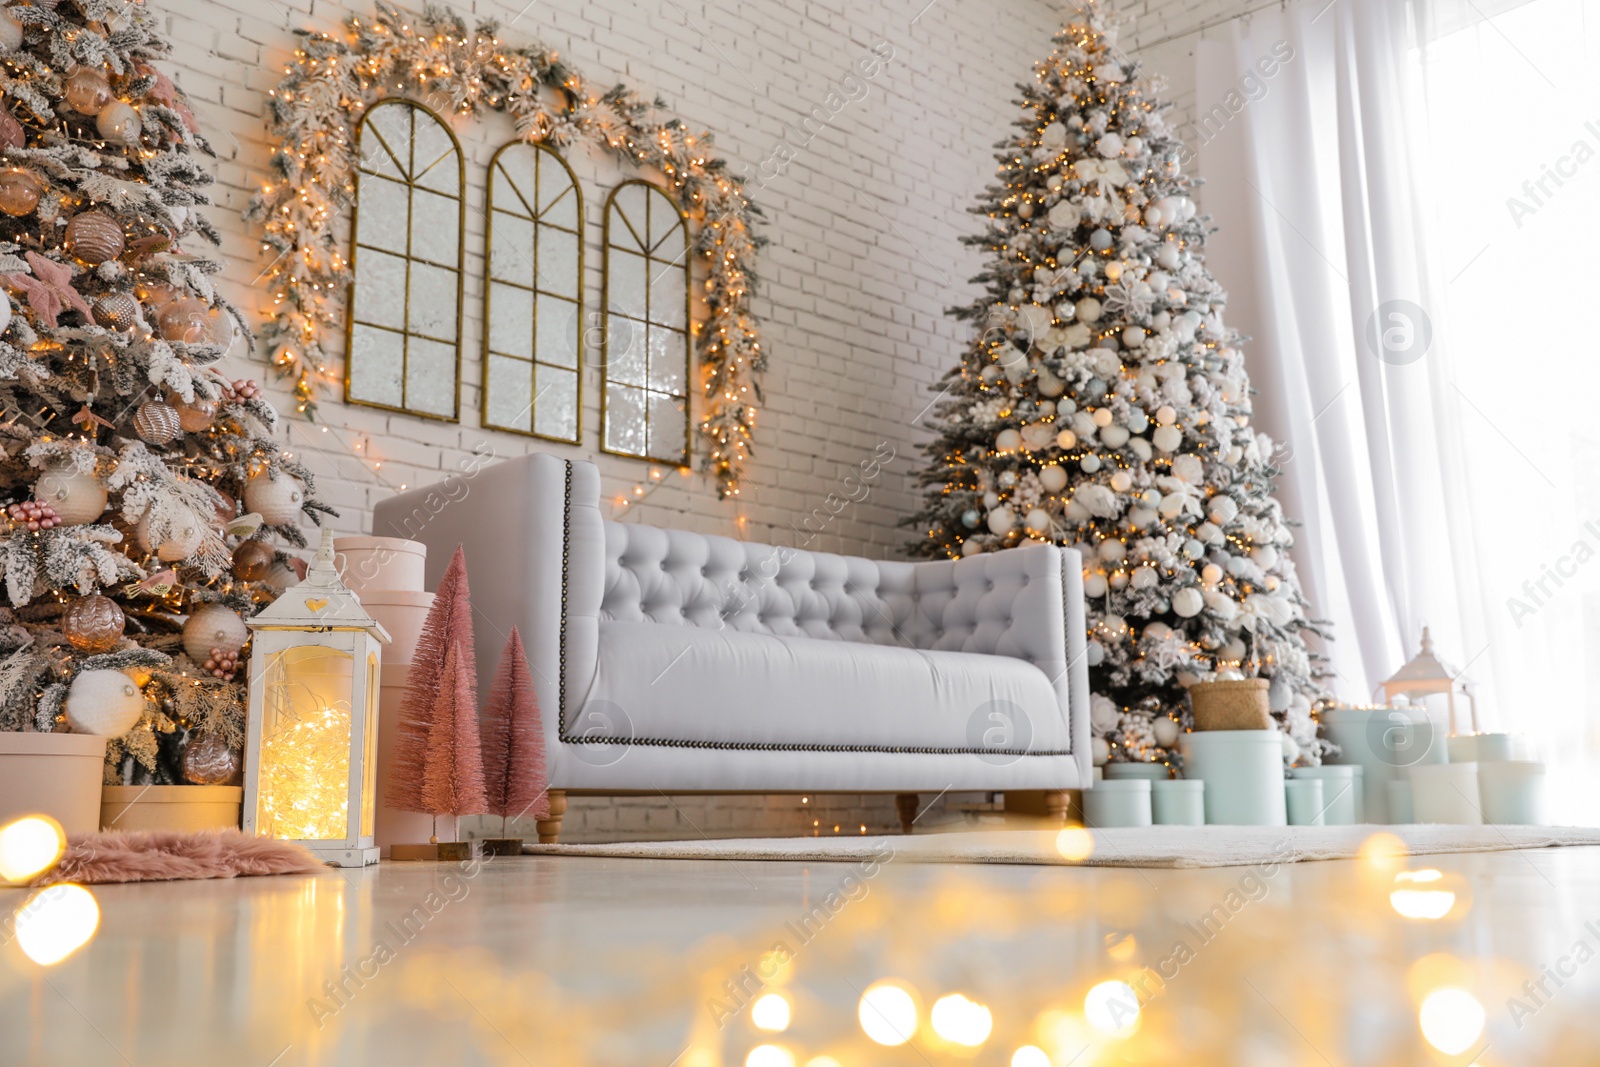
[907,3,1330,765]
[0,0,330,785]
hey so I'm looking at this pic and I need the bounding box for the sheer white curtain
[1193,0,1600,816]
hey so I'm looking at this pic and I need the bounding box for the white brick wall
[150,0,1257,840]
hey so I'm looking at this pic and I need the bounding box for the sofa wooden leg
[895,793,919,835]
[536,791,568,844]
[1043,790,1069,826]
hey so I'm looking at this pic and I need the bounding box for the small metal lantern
[1380,626,1480,735]
[243,529,389,867]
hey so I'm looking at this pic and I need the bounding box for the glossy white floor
[5,838,1600,1065]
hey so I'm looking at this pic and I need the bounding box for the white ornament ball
[1109,470,1133,493]
[1091,737,1112,767]
[244,471,305,525]
[1129,438,1153,461]
[1083,572,1109,598]
[1123,326,1145,348]
[1090,693,1121,732]
[1281,733,1301,763]
[1097,538,1125,562]
[137,511,206,562]
[1127,506,1157,529]
[1155,405,1177,426]
[1097,132,1124,159]
[1024,507,1051,534]
[995,428,1022,453]
[1055,429,1078,450]
[1085,639,1105,666]
[1157,243,1182,270]
[1100,425,1130,449]
[1171,587,1205,618]
[1153,717,1181,748]
[986,506,1016,535]
[983,491,1001,508]
[1201,563,1223,586]
[1091,407,1114,428]
[36,467,107,526]
[1075,297,1103,323]
[1209,496,1240,525]
[1251,545,1280,570]
[1040,466,1069,493]
[961,538,985,557]
[1221,638,1248,663]
[1131,565,1158,590]
[1080,454,1101,473]
[1040,121,1068,147]
[66,669,146,736]
[182,603,249,663]
[1152,425,1182,452]
[1144,621,1173,641]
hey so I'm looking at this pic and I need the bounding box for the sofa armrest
[912,544,1090,767]
[371,453,604,753]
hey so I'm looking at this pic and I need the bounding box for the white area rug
[526,824,1600,868]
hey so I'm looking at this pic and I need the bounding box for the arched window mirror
[482,142,583,442]
[345,99,464,420]
[601,180,690,464]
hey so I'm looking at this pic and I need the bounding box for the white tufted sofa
[374,453,1092,841]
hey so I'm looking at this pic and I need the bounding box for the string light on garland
[248,3,767,499]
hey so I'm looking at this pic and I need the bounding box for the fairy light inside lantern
[243,528,388,867]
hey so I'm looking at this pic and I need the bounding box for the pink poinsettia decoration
[10,252,92,328]
[138,63,199,134]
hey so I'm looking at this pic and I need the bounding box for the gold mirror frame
[343,98,466,422]
[481,141,584,443]
[600,179,691,466]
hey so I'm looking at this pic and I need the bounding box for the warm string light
[250,8,764,496]
[256,698,353,841]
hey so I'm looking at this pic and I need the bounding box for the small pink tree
[390,546,483,838]
[418,639,489,840]
[481,626,549,836]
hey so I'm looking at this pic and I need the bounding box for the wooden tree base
[389,843,443,861]
[481,838,524,857]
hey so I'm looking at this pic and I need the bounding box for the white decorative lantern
[1380,627,1480,735]
[243,529,389,867]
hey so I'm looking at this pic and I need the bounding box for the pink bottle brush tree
[480,626,549,847]
[389,545,487,843]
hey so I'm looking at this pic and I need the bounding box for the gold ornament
[62,594,125,653]
[132,399,181,444]
[182,732,241,785]
[63,68,113,116]
[174,394,217,432]
[64,211,125,265]
[232,539,276,581]
[157,297,215,344]
[92,291,139,330]
[0,167,42,216]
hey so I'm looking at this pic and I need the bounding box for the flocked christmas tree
[908,3,1330,765]
[0,1,330,783]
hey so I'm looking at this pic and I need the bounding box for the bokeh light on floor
[931,992,993,1046]
[14,883,99,965]
[751,992,791,1032]
[1419,988,1486,1055]
[1083,979,1140,1037]
[1390,869,1458,920]
[0,815,65,883]
[744,1043,795,1067]
[858,981,919,1046]
[1055,826,1095,862]
[1011,1044,1052,1066]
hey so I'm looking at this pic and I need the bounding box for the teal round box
[1179,730,1287,826]
[1083,779,1153,828]
[1289,765,1358,825]
[1151,779,1204,825]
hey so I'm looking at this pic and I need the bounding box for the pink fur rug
[30,829,324,886]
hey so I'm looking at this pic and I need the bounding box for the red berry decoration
[7,500,59,531]
[204,646,239,681]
